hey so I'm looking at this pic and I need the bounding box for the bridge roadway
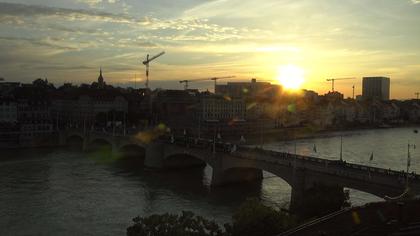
[61,130,420,209]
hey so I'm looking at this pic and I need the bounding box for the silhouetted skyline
[0,0,420,98]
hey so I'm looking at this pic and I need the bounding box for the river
[1,127,419,235]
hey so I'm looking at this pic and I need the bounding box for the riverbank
[239,123,420,145]
[0,132,60,150]
[1,123,419,150]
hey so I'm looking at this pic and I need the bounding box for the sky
[0,0,420,98]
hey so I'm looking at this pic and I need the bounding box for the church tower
[98,67,105,88]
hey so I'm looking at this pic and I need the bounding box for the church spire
[98,67,105,87]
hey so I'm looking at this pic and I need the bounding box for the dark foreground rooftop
[280,199,420,236]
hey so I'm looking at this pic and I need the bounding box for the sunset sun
[276,64,305,90]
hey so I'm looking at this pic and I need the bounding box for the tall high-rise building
[362,76,390,101]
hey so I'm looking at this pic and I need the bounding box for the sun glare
[276,64,305,90]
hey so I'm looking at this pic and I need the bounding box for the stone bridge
[61,129,149,153]
[60,130,420,209]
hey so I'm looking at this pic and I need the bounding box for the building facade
[0,99,17,123]
[362,77,390,101]
[215,78,281,100]
[152,89,198,132]
[51,70,128,130]
[198,93,246,121]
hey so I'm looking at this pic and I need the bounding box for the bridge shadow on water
[37,139,292,214]
[108,157,267,209]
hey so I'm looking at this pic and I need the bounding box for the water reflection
[266,127,420,173]
[265,127,420,205]
[110,158,265,214]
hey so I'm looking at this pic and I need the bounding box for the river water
[1,127,420,235]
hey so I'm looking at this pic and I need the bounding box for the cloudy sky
[0,0,419,98]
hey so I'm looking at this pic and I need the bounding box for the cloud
[0,0,420,98]
[183,0,285,19]
[77,0,102,6]
[77,0,121,7]
[0,36,79,52]
[0,2,136,24]
[0,2,244,41]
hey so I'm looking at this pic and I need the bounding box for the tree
[127,199,296,236]
[232,198,295,236]
[32,78,55,89]
[127,211,229,236]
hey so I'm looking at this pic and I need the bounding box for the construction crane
[179,76,235,90]
[326,77,355,92]
[142,51,165,89]
[179,78,209,90]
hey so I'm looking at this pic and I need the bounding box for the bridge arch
[216,157,295,187]
[159,143,415,203]
[345,188,383,205]
[329,177,404,199]
[89,138,113,151]
[118,144,146,159]
[163,153,208,169]
[219,155,405,200]
[66,134,84,148]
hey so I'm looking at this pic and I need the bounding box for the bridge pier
[144,142,165,168]
[289,169,345,213]
[211,168,263,186]
[290,170,306,212]
[58,131,67,146]
[82,137,89,151]
[112,142,119,156]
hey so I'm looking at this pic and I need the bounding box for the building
[215,78,281,101]
[362,77,390,101]
[98,68,105,88]
[52,90,128,130]
[152,89,198,132]
[198,92,245,122]
[302,89,320,103]
[322,91,344,102]
[0,82,20,95]
[90,68,108,89]
[13,86,54,145]
[121,88,152,128]
[51,70,128,130]
[0,98,19,147]
[0,98,17,123]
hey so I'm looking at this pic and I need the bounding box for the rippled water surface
[1,127,419,235]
